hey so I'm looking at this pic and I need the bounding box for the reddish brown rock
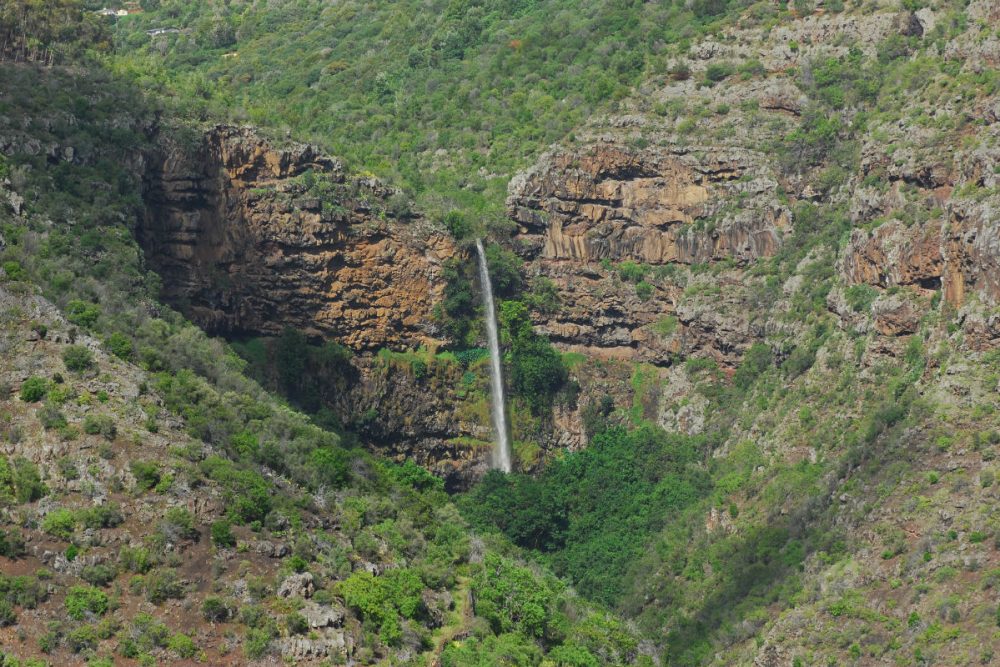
[140,126,456,351]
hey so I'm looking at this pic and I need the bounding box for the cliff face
[140,126,455,351]
[508,142,787,365]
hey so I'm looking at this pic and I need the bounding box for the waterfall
[475,239,512,473]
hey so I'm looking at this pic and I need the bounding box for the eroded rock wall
[140,125,455,351]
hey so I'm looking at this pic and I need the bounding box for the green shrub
[106,332,134,361]
[160,507,199,542]
[83,414,117,440]
[244,627,273,659]
[1,261,26,281]
[733,343,773,390]
[38,402,67,430]
[65,585,109,620]
[0,599,15,627]
[340,568,424,645]
[130,461,161,491]
[704,62,734,83]
[311,447,350,489]
[635,281,654,301]
[0,529,26,559]
[118,546,154,574]
[62,345,95,372]
[67,625,100,653]
[19,377,48,402]
[202,596,231,622]
[41,508,77,540]
[118,613,170,656]
[845,284,878,312]
[210,520,236,548]
[0,573,48,609]
[285,612,308,635]
[81,563,117,587]
[2,457,47,504]
[143,568,185,604]
[65,300,100,328]
[79,504,124,530]
[167,633,198,659]
[471,553,553,638]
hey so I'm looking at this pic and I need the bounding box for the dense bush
[0,529,26,559]
[472,553,555,638]
[130,461,161,491]
[19,377,47,402]
[340,568,424,645]
[499,300,567,414]
[62,345,95,372]
[210,520,236,548]
[41,508,77,539]
[462,425,709,603]
[0,457,47,505]
[201,596,231,622]
[83,414,117,440]
[65,585,109,620]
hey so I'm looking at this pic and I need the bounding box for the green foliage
[65,586,109,620]
[442,632,544,666]
[310,447,351,489]
[80,563,117,588]
[141,568,186,604]
[19,377,47,403]
[472,553,555,637]
[439,258,480,346]
[167,633,198,659]
[79,504,124,530]
[635,281,654,301]
[106,332,134,361]
[462,425,709,603]
[210,520,236,548]
[390,459,446,493]
[444,209,475,239]
[546,642,600,667]
[41,508,77,540]
[340,568,424,644]
[244,627,274,660]
[111,0,749,225]
[82,414,116,440]
[130,461,161,492]
[0,457,47,505]
[201,596,231,622]
[733,343,773,390]
[62,345,95,372]
[118,613,170,658]
[0,600,15,627]
[200,456,272,524]
[704,62,734,83]
[0,573,47,610]
[499,300,567,414]
[1,261,25,281]
[0,529,26,559]
[160,507,199,542]
[845,284,878,312]
[485,243,523,298]
[65,300,101,328]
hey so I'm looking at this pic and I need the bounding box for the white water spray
[475,239,512,472]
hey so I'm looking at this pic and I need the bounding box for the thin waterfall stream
[474,239,512,472]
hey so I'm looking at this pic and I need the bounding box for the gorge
[4,0,1000,665]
